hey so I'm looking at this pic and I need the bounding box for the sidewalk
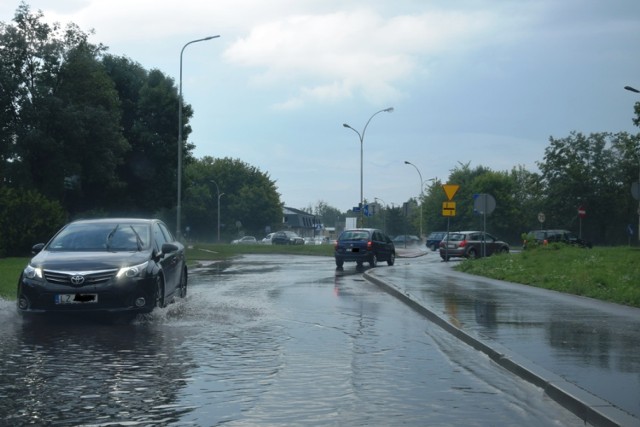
[366,252,640,427]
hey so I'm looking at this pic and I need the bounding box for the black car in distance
[271,230,305,245]
[523,229,592,249]
[425,231,446,251]
[334,228,396,268]
[16,218,187,320]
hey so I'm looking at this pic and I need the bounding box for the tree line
[354,130,640,246]
[0,3,282,255]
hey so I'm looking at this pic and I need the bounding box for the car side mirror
[32,243,45,254]
[161,242,179,255]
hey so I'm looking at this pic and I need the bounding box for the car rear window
[340,231,369,241]
[448,233,466,241]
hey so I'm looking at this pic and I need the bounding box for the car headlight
[24,265,43,280]
[116,261,149,279]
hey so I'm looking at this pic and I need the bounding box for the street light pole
[211,180,224,242]
[177,35,220,239]
[624,85,640,243]
[404,161,424,240]
[343,107,394,227]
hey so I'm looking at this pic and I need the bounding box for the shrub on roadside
[0,187,67,256]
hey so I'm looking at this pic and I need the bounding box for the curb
[364,269,637,427]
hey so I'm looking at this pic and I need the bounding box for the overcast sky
[2,1,640,212]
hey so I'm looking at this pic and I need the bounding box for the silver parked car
[439,231,509,261]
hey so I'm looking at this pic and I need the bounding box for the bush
[0,187,67,256]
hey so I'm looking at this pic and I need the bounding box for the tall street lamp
[404,161,424,240]
[177,35,220,239]
[211,180,224,242]
[343,107,394,226]
[624,85,640,243]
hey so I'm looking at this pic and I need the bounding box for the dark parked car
[425,231,446,251]
[523,229,592,249]
[439,231,509,260]
[272,230,305,245]
[16,218,187,319]
[334,228,396,268]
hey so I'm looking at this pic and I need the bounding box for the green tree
[537,132,624,244]
[104,58,189,214]
[311,201,344,230]
[53,42,129,214]
[0,2,66,187]
[183,157,282,241]
[422,165,541,244]
[2,3,129,216]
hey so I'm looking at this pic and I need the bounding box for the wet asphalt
[367,247,640,427]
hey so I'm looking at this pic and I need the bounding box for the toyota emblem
[70,275,85,285]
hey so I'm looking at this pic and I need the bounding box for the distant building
[282,207,322,237]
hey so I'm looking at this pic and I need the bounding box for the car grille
[43,269,118,287]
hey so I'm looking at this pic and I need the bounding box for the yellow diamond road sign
[442,184,460,201]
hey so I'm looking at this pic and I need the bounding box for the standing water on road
[0,255,586,426]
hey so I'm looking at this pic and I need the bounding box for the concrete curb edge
[364,269,637,427]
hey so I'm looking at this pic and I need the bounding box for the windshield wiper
[129,226,143,251]
[106,224,120,250]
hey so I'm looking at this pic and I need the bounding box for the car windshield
[340,231,369,241]
[47,222,151,251]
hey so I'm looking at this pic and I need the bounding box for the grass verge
[456,245,640,308]
[0,258,27,300]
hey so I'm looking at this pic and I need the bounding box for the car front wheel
[178,269,188,298]
[155,275,165,308]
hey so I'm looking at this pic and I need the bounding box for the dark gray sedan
[17,218,187,319]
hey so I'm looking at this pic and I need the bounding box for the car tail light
[367,240,373,250]
[458,239,467,248]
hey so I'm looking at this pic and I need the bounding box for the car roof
[68,218,157,225]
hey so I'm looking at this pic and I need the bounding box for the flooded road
[0,254,586,426]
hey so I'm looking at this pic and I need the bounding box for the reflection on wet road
[0,255,585,426]
[372,255,640,421]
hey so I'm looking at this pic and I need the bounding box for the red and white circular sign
[578,206,586,218]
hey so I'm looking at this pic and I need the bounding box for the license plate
[346,248,359,253]
[55,293,98,304]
